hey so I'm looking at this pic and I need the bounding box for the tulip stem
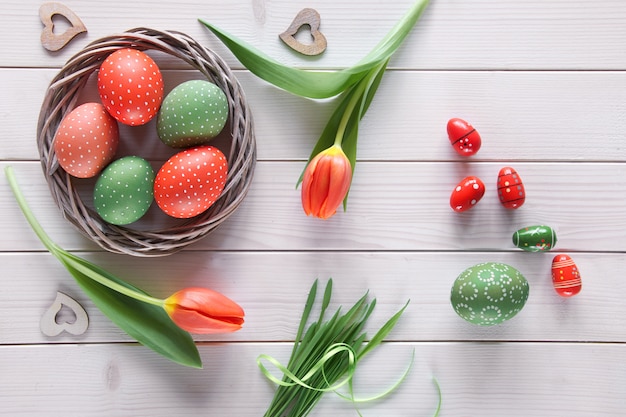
[61,255,165,307]
[333,62,386,147]
[4,166,165,308]
[5,167,62,256]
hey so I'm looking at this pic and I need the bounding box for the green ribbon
[258,344,416,404]
[257,343,358,392]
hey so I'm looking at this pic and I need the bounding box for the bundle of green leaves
[256,279,436,417]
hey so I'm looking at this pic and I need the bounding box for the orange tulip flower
[164,287,245,334]
[301,145,352,219]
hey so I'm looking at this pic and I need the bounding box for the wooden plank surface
[3,70,626,162]
[1,252,625,344]
[1,0,625,415]
[2,162,624,252]
[2,0,626,70]
[1,343,624,417]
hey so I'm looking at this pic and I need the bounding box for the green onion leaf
[258,279,416,417]
[358,300,409,360]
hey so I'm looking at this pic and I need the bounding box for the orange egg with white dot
[154,145,228,219]
[53,102,119,178]
[97,48,164,126]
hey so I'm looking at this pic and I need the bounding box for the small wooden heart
[279,8,327,56]
[39,2,87,52]
[40,291,89,336]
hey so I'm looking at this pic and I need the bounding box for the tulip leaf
[295,61,389,209]
[198,0,429,99]
[198,20,362,99]
[5,167,202,369]
[60,253,202,369]
[201,1,430,217]
[338,61,389,209]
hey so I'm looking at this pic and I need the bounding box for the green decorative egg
[450,262,529,326]
[157,80,229,148]
[93,156,155,225]
[513,225,557,252]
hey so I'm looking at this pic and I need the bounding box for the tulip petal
[164,287,245,334]
[310,158,332,217]
[301,154,321,216]
[167,308,243,334]
[321,156,351,219]
[301,145,352,219]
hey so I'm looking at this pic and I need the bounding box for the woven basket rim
[37,27,256,257]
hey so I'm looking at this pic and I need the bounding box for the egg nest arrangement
[37,28,256,256]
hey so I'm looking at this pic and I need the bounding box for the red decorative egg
[97,48,164,126]
[450,176,485,212]
[154,145,228,219]
[53,102,119,178]
[551,254,582,297]
[497,166,525,209]
[447,118,482,156]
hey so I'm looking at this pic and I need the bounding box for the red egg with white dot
[53,102,119,178]
[450,175,485,212]
[447,118,482,156]
[97,48,164,126]
[551,254,582,297]
[497,166,526,209]
[154,145,228,219]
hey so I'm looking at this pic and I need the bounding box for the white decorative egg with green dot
[450,262,529,326]
[156,80,229,148]
[93,156,155,225]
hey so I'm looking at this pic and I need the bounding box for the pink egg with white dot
[154,145,228,219]
[53,102,119,178]
[97,48,164,126]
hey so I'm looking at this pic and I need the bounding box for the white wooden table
[1,1,625,415]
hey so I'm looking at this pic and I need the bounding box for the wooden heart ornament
[40,291,89,336]
[279,8,327,56]
[39,2,87,52]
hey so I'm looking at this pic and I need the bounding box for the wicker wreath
[37,28,256,257]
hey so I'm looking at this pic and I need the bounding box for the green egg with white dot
[93,156,155,225]
[450,262,529,326]
[157,79,229,148]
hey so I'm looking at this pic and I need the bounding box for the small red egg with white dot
[154,145,228,219]
[551,254,582,297]
[450,175,485,212]
[497,166,526,209]
[447,118,482,156]
[97,48,164,126]
[53,102,119,178]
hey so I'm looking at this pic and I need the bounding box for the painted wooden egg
[97,48,164,126]
[157,80,229,148]
[551,254,582,297]
[450,262,529,326]
[513,225,557,252]
[447,118,481,156]
[154,145,228,219]
[93,156,155,225]
[497,166,525,209]
[53,102,119,178]
[450,176,485,212]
